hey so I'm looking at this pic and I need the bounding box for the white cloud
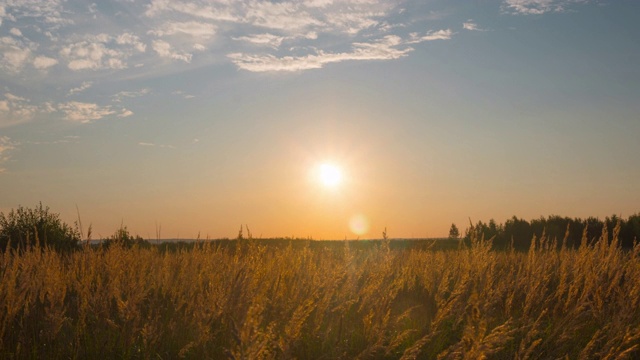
[233,33,286,48]
[138,141,175,149]
[9,28,22,37]
[408,29,453,43]
[33,55,58,69]
[150,21,216,39]
[0,36,33,73]
[0,0,71,27]
[152,40,192,63]
[229,35,413,72]
[0,93,39,127]
[172,90,195,99]
[116,33,147,52]
[233,32,318,49]
[463,20,486,31]
[68,81,93,95]
[145,0,240,22]
[0,136,17,173]
[57,101,116,123]
[60,33,146,71]
[245,1,323,32]
[112,88,150,102]
[0,0,464,92]
[118,109,133,118]
[502,0,588,15]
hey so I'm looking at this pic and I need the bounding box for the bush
[100,226,149,249]
[0,203,80,252]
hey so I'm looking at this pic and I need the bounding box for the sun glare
[318,163,343,188]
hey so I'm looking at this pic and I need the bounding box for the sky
[0,0,639,240]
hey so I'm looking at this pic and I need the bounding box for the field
[1,226,639,359]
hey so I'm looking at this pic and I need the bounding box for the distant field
[1,228,639,359]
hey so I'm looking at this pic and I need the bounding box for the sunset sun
[317,163,343,188]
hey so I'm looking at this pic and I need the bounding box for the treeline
[463,214,640,250]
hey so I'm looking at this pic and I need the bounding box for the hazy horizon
[1,0,639,239]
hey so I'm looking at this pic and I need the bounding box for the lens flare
[349,214,369,236]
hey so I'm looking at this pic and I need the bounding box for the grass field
[1,225,639,359]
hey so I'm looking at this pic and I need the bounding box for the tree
[448,223,460,239]
[0,203,80,252]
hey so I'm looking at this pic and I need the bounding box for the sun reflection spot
[349,214,369,236]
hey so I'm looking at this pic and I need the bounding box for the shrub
[100,226,149,249]
[0,203,80,252]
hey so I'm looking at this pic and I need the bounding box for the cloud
[0,36,33,73]
[0,0,71,27]
[152,40,192,63]
[138,141,175,149]
[150,21,216,39]
[0,136,17,173]
[68,81,93,96]
[233,32,318,49]
[233,33,286,49]
[228,35,414,72]
[33,55,58,69]
[172,90,195,99]
[145,0,240,22]
[112,88,150,102]
[463,20,486,31]
[502,0,589,15]
[0,0,471,104]
[115,33,147,52]
[408,29,453,43]
[60,33,146,71]
[119,109,134,118]
[244,1,323,32]
[0,93,39,127]
[57,101,117,123]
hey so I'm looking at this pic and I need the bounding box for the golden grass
[1,225,639,359]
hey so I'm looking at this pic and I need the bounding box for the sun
[317,163,343,188]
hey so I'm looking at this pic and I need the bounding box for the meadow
[1,225,639,359]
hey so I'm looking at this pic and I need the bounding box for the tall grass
[1,225,639,359]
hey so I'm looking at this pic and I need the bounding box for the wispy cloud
[149,21,216,39]
[0,36,33,73]
[463,20,487,32]
[408,29,454,43]
[112,88,150,102]
[152,40,192,63]
[229,35,414,72]
[138,142,175,149]
[172,90,195,99]
[502,0,589,15]
[68,81,93,96]
[233,33,286,49]
[60,33,146,71]
[33,55,58,70]
[0,93,39,127]
[0,0,600,131]
[0,136,17,173]
[229,31,452,72]
[57,101,130,123]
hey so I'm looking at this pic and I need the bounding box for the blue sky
[1,0,639,239]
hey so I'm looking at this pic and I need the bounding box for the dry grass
[1,225,639,359]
